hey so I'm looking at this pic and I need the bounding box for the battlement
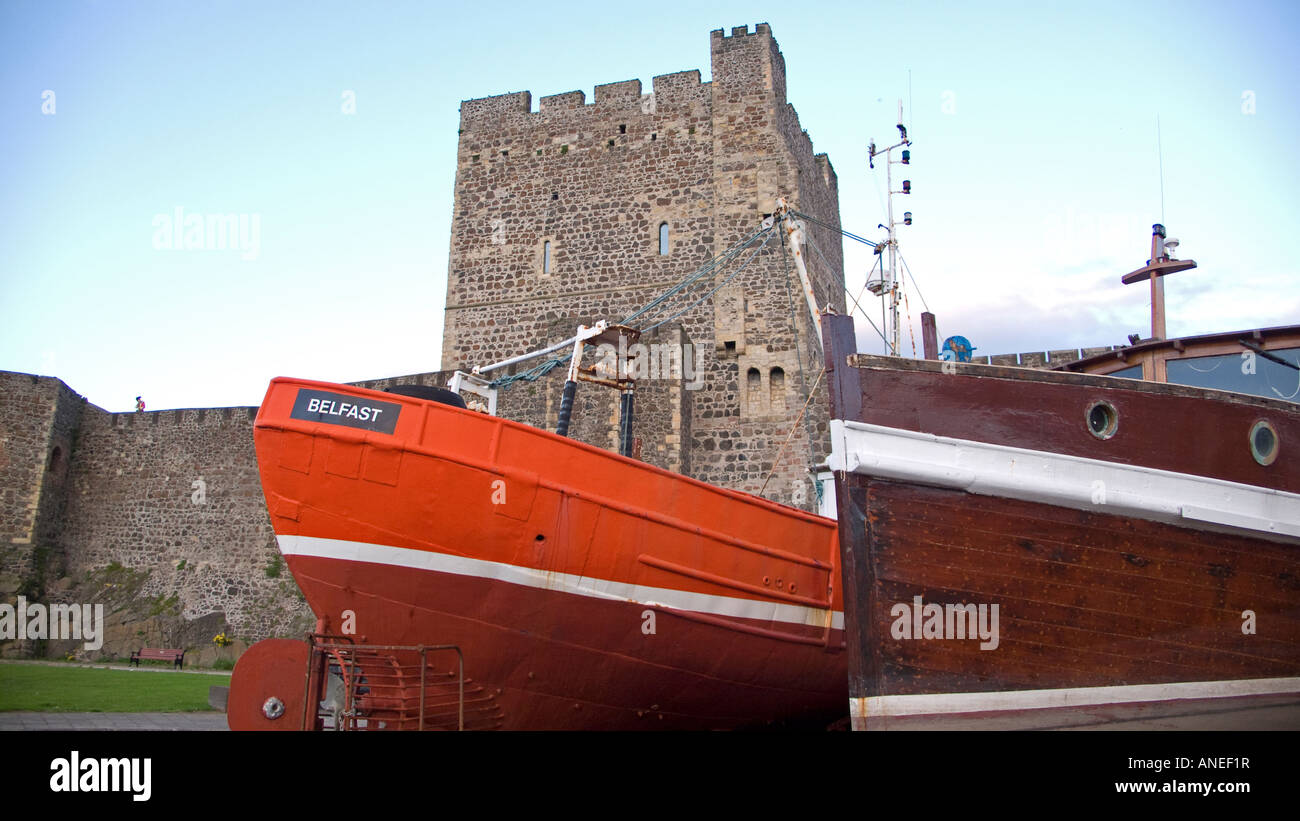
[460,69,706,128]
[974,345,1124,368]
[539,90,586,112]
[594,79,642,105]
[457,24,782,129]
[460,90,531,121]
[710,22,772,41]
[108,406,258,428]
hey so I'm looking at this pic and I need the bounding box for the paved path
[0,659,231,676]
[0,712,228,731]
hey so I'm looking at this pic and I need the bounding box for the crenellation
[460,90,532,122]
[594,79,642,105]
[539,90,586,112]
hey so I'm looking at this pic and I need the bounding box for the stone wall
[1,370,313,660]
[0,372,84,596]
[57,403,309,639]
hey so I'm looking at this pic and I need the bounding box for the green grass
[0,664,231,713]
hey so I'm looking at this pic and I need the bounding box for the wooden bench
[130,648,185,669]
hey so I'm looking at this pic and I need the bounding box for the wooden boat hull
[247,377,845,730]
[821,315,1300,728]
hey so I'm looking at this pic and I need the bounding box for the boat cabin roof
[1052,324,1300,402]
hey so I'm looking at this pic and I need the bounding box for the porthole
[1086,400,1118,440]
[1250,420,1279,466]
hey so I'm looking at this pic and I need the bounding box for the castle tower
[442,24,844,509]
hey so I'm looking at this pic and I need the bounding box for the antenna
[1156,115,1166,226]
[868,100,913,355]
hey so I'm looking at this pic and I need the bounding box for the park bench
[130,648,185,669]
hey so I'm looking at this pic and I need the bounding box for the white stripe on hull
[278,534,844,631]
[828,419,1300,541]
[851,676,1300,719]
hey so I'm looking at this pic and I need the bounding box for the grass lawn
[0,664,231,712]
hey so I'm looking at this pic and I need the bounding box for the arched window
[747,368,762,410]
[658,223,669,256]
[770,367,786,412]
[543,240,552,274]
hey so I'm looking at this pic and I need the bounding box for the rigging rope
[640,229,775,333]
[758,367,826,496]
[896,251,930,314]
[488,224,777,388]
[843,256,890,347]
[790,209,878,247]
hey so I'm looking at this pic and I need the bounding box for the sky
[2,0,1297,411]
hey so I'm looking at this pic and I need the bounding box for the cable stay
[468,222,779,392]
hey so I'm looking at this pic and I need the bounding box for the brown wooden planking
[871,576,1296,681]
[860,480,1300,694]
[868,482,1300,618]
[848,360,1300,493]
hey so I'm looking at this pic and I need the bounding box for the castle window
[543,241,552,275]
[658,223,669,255]
[770,367,786,412]
[747,368,762,410]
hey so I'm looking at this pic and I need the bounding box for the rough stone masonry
[443,23,846,505]
[0,24,844,657]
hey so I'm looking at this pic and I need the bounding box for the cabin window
[543,241,551,274]
[770,367,786,412]
[658,223,669,256]
[1165,347,1300,401]
[1105,365,1143,380]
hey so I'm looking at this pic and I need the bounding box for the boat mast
[1121,224,1196,340]
[868,101,912,355]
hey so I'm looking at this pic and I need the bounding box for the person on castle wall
[135,396,145,413]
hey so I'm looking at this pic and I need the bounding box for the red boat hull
[242,377,846,730]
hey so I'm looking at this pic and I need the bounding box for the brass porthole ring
[1086,400,1119,440]
[1250,420,1279,466]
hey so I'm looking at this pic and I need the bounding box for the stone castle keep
[443,23,845,498]
[0,24,844,658]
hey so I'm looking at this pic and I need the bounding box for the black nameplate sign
[289,389,401,434]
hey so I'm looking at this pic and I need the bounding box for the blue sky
[2,0,1297,411]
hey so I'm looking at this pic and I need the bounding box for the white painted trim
[828,419,1300,541]
[850,676,1300,718]
[278,534,844,631]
